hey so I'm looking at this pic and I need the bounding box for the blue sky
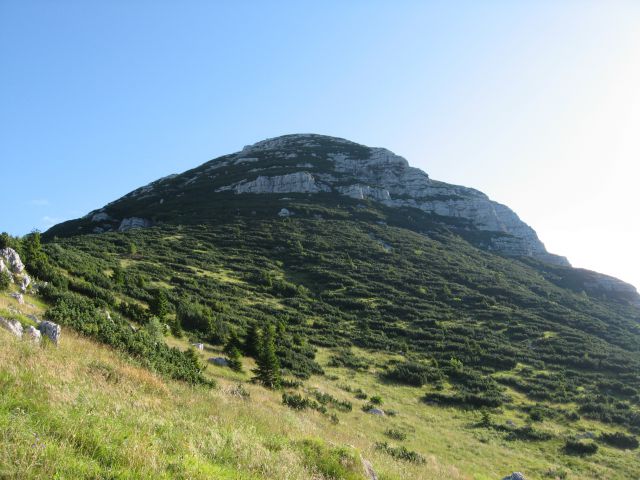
[1,1,639,289]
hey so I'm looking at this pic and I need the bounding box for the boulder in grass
[502,473,526,480]
[209,357,228,366]
[0,317,23,339]
[367,408,385,416]
[25,326,41,344]
[39,320,61,345]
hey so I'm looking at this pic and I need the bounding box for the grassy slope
[1,288,638,479]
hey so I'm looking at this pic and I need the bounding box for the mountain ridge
[51,133,568,263]
[46,133,640,304]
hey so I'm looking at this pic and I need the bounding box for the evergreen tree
[22,230,52,279]
[0,232,10,249]
[150,289,170,320]
[0,270,11,291]
[253,324,281,388]
[244,323,262,357]
[224,332,244,372]
[227,346,243,372]
[224,331,243,356]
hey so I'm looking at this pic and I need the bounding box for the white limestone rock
[20,274,31,293]
[0,317,23,338]
[337,184,391,201]
[25,326,41,344]
[10,293,24,305]
[278,208,293,217]
[0,248,25,274]
[118,217,153,232]
[218,172,331,194]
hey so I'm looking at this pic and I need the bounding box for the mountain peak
[47,133,569,267]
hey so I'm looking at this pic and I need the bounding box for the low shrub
[384,429,407,441]
[375,442,425,464]
[599,432,639,450]
[564,439,598,456]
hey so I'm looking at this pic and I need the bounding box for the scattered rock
[39,320,61,345]
[575,431,595,440]
[278,208,293,218]
[0,317,23,338]
[208,357,228,366]
[10,293,24,305]
[367,408,385,416]
[502,473,526,480]
[25,326,41,344]
[20,274,31,293]
[361,457,378,480]
[192,343,204,351]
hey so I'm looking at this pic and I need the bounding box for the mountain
[17,133,640,478]
[51,134,569,265]
[47,133,638,305]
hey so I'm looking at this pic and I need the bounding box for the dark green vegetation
[38,211,640,433]
[17,134,638,459]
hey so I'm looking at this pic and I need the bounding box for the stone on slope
[39,320,61,345]
[502,473,526,480]
[25,325,41,344]
[0,248,25,274]
[0,317,23,338]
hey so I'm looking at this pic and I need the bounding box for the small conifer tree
[253,324,281,388]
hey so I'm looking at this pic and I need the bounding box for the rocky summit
[51,134,568,265]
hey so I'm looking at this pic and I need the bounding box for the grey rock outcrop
[367,408,385,416]
[118,217,153,232]
[216,135,568,265]
[361,458,378,480]
[25,326,41,344]
[0,248,25,274]
[20,275,31,293]
[0,317,23,338]
[10,293,24,305]
[39,320,61,345]
[502,473,526,480]
[218,172,331,194]
[278,208,293,218]
[209,357,228,366]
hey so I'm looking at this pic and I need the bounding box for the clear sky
[1,1,639,290]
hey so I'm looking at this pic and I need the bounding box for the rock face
[49,134,570,265]
[217,172,331,194]
[0,248,25,274]
[39,320,61,345]
[118,217,153,232]
[0,317,23,338]
[216,135,568,265]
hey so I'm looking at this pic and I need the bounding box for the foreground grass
[0,329,365,480]
[1,290,638,479]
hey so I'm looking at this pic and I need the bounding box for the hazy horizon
[1,1,638,290]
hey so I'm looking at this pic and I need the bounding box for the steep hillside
[7,133,638,478]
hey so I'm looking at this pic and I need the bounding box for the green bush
[384,361,442,387]
[599,432,639,450]
[375,442,425,463]
[0,270,11,291]
[564,439,598,456]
